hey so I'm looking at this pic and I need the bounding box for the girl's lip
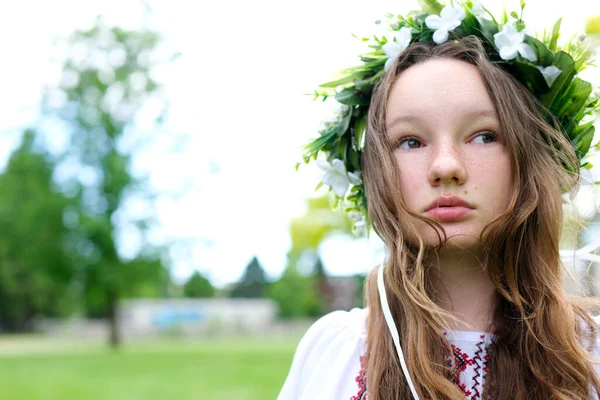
[425,206,473,221]
[424,195,474,212]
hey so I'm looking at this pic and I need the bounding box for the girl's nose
[427,143,467,187]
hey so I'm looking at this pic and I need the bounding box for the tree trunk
[107,289,120,348]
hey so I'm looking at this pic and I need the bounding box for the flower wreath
[299,0,600,235]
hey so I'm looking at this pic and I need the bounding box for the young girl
[279,3,600,399]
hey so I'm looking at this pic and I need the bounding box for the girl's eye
[471,131,498,144]
[397,137,423,149]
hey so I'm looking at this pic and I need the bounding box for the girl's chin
[422,230,483,250]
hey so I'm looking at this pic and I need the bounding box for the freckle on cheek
[464,190,468,195]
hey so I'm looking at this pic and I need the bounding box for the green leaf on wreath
[564,111,595,137]
[349,148,361,173]
[501,6,509,24]
[524,36,554,67]
[549,18,562,52]
[501,62,549,96]
[477,17,499,42]
[336,109,353,137]
[417,0,443,15]
[304,127,337,154]
[320,72,365,88]
[335,87,371,106]
[573,125,595,158]
[541,51,577,113]
[338,137,348,164]
[556,78,593,124]
[457,6,482,38]
[354,116,367,151]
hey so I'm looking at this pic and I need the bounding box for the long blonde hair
[362,36,600,399]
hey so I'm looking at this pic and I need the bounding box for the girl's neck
[427,247,498,333]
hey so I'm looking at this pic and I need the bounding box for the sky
[1,0,600,287]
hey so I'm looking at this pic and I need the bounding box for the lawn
[0,336,299,400]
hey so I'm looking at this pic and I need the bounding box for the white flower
[318,104,350,134]
[425,5,466,44]
[333,104,350,120]
[348,171,362,185]
[493,23,537,62]
[536,65,562,87]
[348,211,367,235]
[382,27,413,72]
[576,33,587,43]
[317,159,362,197]
[348,211,366,227]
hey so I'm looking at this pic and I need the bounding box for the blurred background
[1,1,600,399]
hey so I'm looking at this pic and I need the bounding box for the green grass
[0,336,299,400]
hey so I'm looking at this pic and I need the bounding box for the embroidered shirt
[277,308,600,400]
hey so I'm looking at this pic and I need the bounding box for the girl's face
[385,59,513,250]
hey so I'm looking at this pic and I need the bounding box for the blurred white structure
[118,298,278,338]
[569,222,600,296]
[561,173,600,296]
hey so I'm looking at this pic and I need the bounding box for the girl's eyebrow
[387,109,497,130]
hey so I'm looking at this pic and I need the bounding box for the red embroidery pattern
[470,334,487,399]
[450,343,475,396]
[351,337,490,400]
[351,354,368,400]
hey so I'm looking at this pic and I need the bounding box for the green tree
[230,256,267,298]
[288,196,350,255]
[43,17,175,347]
[353,273,367,308]
[287,195,352,277]
[268,195,353,318]
[0,130,75,331]
[314,255,334,312]
[122,257,170,298]
[183,271,214,298]
[268,267,322,318]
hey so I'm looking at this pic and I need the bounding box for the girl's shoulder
[288,307,368,349]
[313,307,368,338]
[277,308,368,400]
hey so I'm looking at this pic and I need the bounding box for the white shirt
[278,308,600,400]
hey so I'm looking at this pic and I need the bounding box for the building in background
[118,299,278,338]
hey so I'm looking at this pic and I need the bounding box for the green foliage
[183,271,215,298]
[230,257,268,298]
[313,256,334,313]
[270,195,357,317]
[122,257,170,298]
[268,266,322,318]
[313,256,327,278]
[0,131,76,331]
[289,196,351,253]
[354,274,367,308]
[417,0,443,15]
